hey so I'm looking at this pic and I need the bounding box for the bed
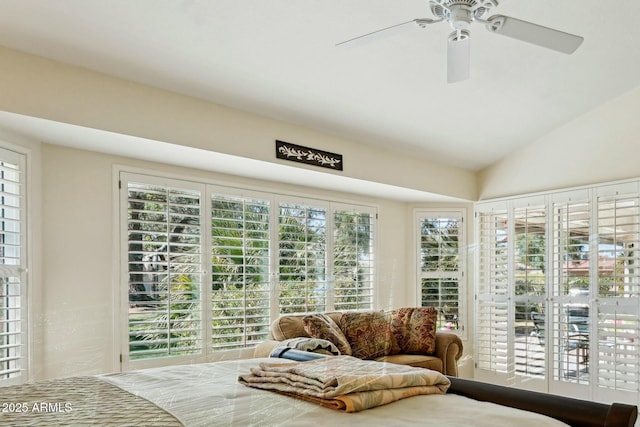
[0,356,636,427]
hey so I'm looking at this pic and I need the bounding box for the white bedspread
[101,358,569,427]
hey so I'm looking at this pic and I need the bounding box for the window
[332,207,374,310]
[278,201,328,313]
[211,193,271,350]
[0,148,27,385]
[121,173,376,367]
[476,181,640,406]
[126,179,203,361]
[415,210,464,333]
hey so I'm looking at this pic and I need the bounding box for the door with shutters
[476,182,640,406]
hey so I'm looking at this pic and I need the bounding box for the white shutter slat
[478,210,509,296]
[476,299,509,372]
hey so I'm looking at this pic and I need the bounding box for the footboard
[447,377,637,427]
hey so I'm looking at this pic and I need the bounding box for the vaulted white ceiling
[0,0,638,172]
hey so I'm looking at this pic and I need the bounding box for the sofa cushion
[390,307,438,355]
[340,311,400,360]
[270,313,342,340]
[302,313,352,355]
[376,354,443,372]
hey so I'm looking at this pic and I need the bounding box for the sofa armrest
[434,332,463,377]
[253,340,280,358]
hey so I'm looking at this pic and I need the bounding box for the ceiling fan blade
[486,15,584,54]
[336,18,439,47]
[447,31,470,83]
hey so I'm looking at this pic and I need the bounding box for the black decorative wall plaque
[275,140,343,171]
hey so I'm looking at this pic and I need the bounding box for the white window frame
[414,208,466,337]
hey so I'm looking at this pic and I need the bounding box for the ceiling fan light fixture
[430,0,497,20]
[449,6,473,30]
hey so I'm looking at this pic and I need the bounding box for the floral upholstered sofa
[253,308,463,376]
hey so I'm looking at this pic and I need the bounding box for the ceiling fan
[337,0,584,83]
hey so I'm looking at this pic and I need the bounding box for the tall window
[0,148,26,385]
[332,208,374,310]
[121,173,376,367]
[476,182,640,406]
[278,201,328,313]
[126,179,203,360]
[211,193,271,350]
[415,210,464,332]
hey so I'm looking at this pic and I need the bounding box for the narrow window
[211,194,271,350]
[126,180,203,360]
[416,210,464,332]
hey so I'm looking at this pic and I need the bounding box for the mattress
[102,358,570,427]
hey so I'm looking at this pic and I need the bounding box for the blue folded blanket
[271,348,328,361]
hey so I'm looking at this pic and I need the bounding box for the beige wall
[39,144,115,379]
[478,85,640,200]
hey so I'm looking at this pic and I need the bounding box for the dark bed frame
[447,376,638,427]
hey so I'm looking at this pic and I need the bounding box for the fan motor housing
[429,0,496,23]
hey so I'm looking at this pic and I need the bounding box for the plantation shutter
[550,191,591,386]
[278,201,327,314]
[126,179,203,361]
[512,201,546,381]
[416,211,463,331]
[332,206,374,311]
[476,206,509,376]
[478,183,640,405]
[210,193,271,349]
[593,184,640,401]
[121,173,377,366]
[0,149,26,384]
[476,200,548,387]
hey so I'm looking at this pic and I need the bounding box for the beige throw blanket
[238,355,450,412]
